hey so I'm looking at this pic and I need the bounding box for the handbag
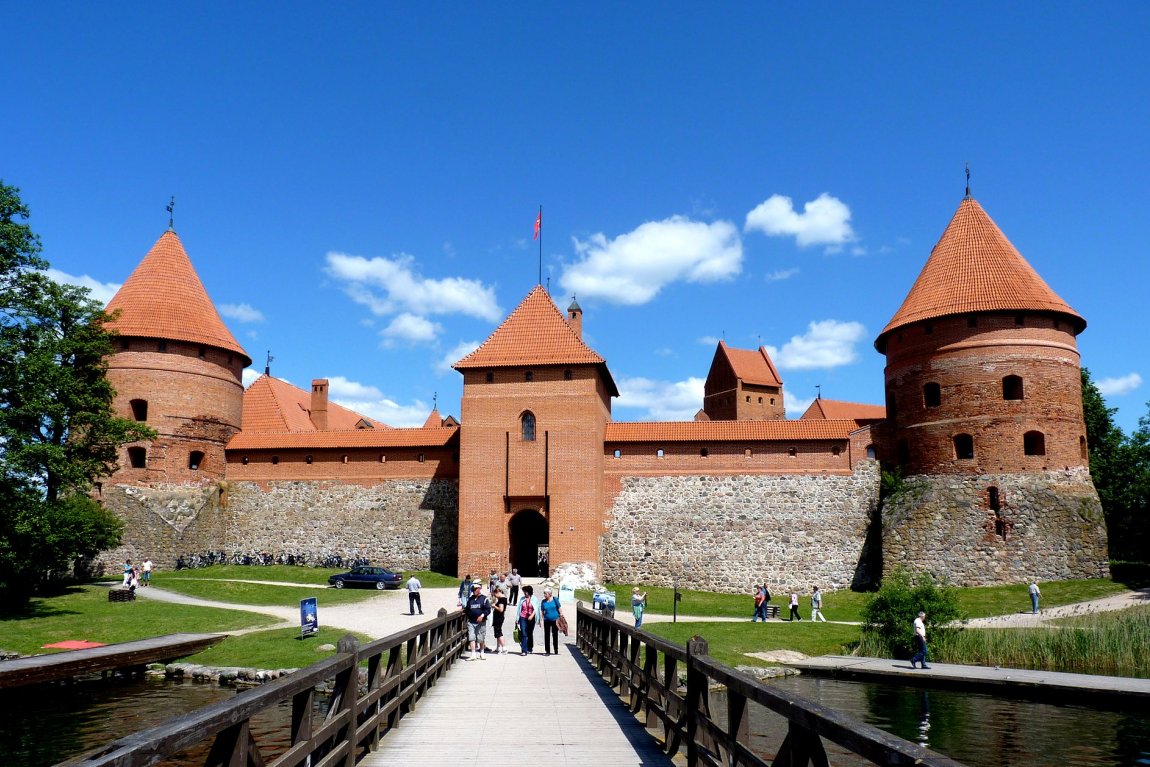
[513,624,521,642]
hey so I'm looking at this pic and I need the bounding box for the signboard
[592,590,616,617]
[300,597,319,637]
[559,583,576,604]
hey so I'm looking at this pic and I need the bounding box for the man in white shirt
[406,574,423,615]
[910,611,930,669]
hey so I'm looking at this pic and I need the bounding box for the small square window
[486,371,494,383]
[525,371,533,382]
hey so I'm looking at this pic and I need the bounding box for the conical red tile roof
[106,230,251,364]
[876,198,1084,351]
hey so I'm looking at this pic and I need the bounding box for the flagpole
[537,204,543,286]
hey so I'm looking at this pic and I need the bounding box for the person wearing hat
[464,579,492,659]
[538,585,564,655]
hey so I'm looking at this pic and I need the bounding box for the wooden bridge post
[333,634,360,767]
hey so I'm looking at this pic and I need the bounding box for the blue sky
[5,4,1149,431]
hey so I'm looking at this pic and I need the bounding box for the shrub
[860,568,963,659]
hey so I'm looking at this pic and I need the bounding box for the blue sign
[300,597,319,637]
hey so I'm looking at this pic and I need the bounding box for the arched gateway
[508,509,548,577]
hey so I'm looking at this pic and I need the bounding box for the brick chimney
[566,296,583,339]
[311,379,329,430]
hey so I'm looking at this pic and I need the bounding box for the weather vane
[264,350,274,376]
[433,391,438,410]
[965,163,971,199]
[816,384,822,400]
[166,196,175,230]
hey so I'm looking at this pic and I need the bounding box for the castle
[96,194,1110,589]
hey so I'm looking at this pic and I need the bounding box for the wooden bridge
[57,607,963,767]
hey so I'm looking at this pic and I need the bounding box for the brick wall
[224,446,459,488]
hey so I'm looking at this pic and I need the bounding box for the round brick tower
[104,229,251,485]
[874,195,1108,585]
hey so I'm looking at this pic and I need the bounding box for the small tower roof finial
[816,384,822,400]
[264,350,273,376]
[964,162,971,199]
[433,391,438,409]
[166,195,176,230]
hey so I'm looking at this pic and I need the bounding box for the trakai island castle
[97,195,1110,589]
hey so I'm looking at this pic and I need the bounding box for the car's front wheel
[334,580,345,589]
[376,581,386,590]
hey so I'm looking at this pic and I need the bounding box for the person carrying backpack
[464,580,492,660]
[517,584,536,655]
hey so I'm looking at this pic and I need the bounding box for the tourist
[811,586,827,622]
[1028,581,1041,614]
[464,580,491,659]
[788,589,802,621]
[488,569,498,594]
[517,584,536,655]
[492,586,508,654]
[631,587,647,628]
[508,568,522,605]
[497,571,509,599]
[752,584,767,622]
[140,558,153,587]
[539,586,563,655]
[122,559,133,588]
[910,610,930,669]
[457,573,472,606]
[406,573,423,615]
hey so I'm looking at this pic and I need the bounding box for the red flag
[533,211,541,240]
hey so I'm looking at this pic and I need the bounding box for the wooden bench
[764,604,780,619]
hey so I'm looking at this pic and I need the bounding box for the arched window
[953,434,974,460]
[787,447,797,458]
[1024,431,1046,456]
[271,455,280,465]
[127,447,146,469]
[613,449,621,459]
[1003,375,1024,401]
[866,444,876,460]
[188,451,204,471]
[657,448,665,458]
[521,412,536,442]
[923,382,941,408]
[129,399,148,422]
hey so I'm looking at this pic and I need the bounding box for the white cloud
[320,375,432,427]
[697,335,722,346]
[44,268,121,305]
[744,193,855,248]
[615,376,706,421]
[784,388,815,418]
[766,267,800,282]
[438,340,481,373]
[766,320,867,370]
[1097,373,1143,397]
[381,313,443,346]
[219,302,265,323]
[326,375,384,400]
[560,216,742,305]
[241,368,262,388]
[325,252,500,321]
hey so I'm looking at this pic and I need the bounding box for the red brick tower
[874,195,1107,584]
[454,286,618,578]
[702,341,785,421]
[104,229,251,484]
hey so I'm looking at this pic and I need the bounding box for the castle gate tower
[874,195,1108,584]
[454,288,617,578]
[103,229,251,485]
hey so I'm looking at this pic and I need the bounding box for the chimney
[311,379,329,430]
[566,296,583,339]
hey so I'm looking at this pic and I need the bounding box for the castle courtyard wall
[599,461,881,593]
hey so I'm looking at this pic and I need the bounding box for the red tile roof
[422,408,442,428]
[877,198,1085,350]
[106,230,251,364]
[799,398,886,422]
[605,419,865,443]
[454,285,619,395]
[241,375,389,432]
[718,341,783,386]
[228,426,458,451]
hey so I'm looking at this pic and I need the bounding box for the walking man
[788,589,802,621]
[406,573,423,615]
[752,585,767,622]
[1028,581,1041,614]
[910,610,930,669]
[811,586,827,622]
[464,580,491,659]
[508,568,521,605]
[141,558,153,587]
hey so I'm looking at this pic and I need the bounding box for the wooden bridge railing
[59,607,468,767]
[576,603,966,767]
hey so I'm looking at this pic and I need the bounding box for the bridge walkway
[360,634,675,767]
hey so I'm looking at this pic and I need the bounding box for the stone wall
[880,468,1109,586]
[225,479,459,573]
[98,482,227,571]
[599,462,881,593]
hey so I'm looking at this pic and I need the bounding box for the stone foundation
[880,468,1109,586]
[98,482,227,572]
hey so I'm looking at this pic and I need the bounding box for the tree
[0,181,152,603]
[861,568,962,659]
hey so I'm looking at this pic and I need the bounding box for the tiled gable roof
[605,419,865,443]
[454,285,619,395]
[241,375,388,432]
[719,342,783,387]
[877,198,1084,350]
[105,230,251,364]
[799,398,886,422]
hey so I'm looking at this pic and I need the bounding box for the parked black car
[328,566,403,590]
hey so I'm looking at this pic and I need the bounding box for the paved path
[961,587,1150,628]
[360,637,674,767]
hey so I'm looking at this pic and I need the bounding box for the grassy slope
[188,626,375,669]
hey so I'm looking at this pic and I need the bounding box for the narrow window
[886,386,898,421]
[657,448,665,458]
[521,411,536,442]
[744,448,752,458]
[127,447,146,469]
[1003,375,1024,401]
[525,371,533,382]
[988,486,1000,511]
[745,395,751,403]
[613,449,621,459]
[198,346,206,358]
[418,453,426,463]
[486,371,494,383]
[157,340,167,352]
[758,397,763,404]
[242,456,249,465]
[700,448,709,458]
[866,445,876,460]
[788,447,797,458]
[380,454,387,463]
[564,369,573,381]
[1080,435,1088,460]
[341,454,349,464]
[954,434,974,460]
[306,455,314,464]
[1024,431,1046,456]
[923,382,941,408]
[271,455,280,465]
[770,397,775,405]
[129,399,148,422]
[188,451,204,471]
[832,446,841,457]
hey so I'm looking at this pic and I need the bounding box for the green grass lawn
[185,626,374,669]
[643,620,860,668]
[149,577,385,606]
[0,586,272,656]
